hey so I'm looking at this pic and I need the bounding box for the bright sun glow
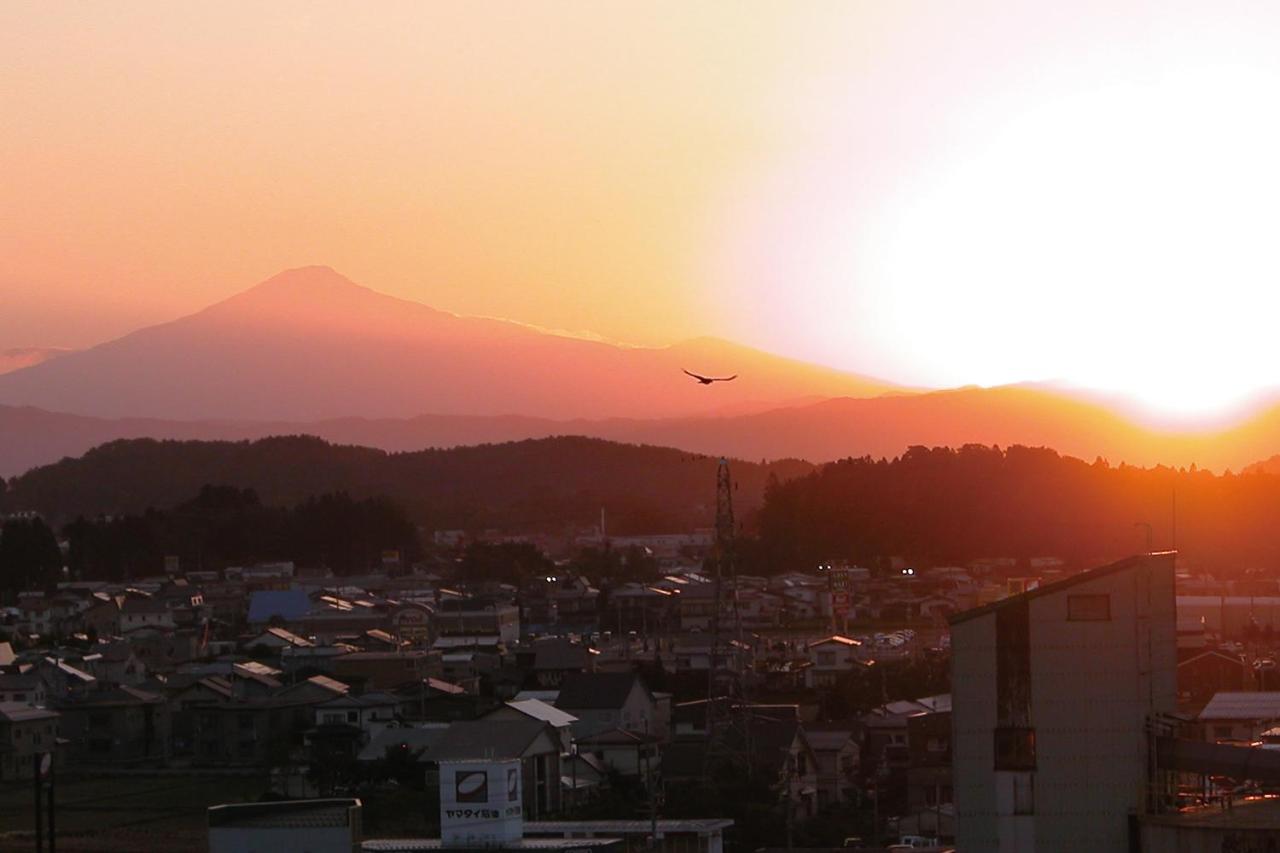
[866,65,1280,419]
[722,60,1280,424]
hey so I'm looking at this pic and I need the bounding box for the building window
[1067,594,1111,621]
[817,651,836,666]
[1214,725,1233,739]
[994,727,1036,771]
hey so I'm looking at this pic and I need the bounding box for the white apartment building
[950,552,1177,852]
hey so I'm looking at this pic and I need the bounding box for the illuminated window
[1067,594,1111,621]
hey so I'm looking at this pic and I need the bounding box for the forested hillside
[752,444,1280,574]
[2,435,813,533]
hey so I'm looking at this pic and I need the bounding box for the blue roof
[248,589,311,624]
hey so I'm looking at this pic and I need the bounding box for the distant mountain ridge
[8,381,1280,480]
[0,266,898,422]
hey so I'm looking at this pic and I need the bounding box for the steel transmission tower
[703,457,750,775]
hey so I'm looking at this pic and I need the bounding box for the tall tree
[0,517,63,595]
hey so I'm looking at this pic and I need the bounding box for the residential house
[548,576,600,629]
[80,595,121,636]
[604,584,674,634]
[484,698,578,753]
[85,642,147,686]
[905,708,952,834]
[18,597,77,638]
[128,626,203,671]
[555,672,657,739]
[0,703,60,780]
[36,657,96,702]
[574,727,660,783]
[666,713,819,821]
[1177,648,1251,714]
[395,677,483,722]
[0,672,47,707]
[190,675,349,766]
[515,638,598,689]
[329,650,443,691]
[119,596,177,633]
[804,636,866,689]
[55,685,170,765]
[308,692,401,762]
[805,723,860,808]
[1198,692,1280,743]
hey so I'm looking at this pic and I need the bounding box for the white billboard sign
[439,759,523,847]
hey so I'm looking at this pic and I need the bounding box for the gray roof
[1199,692,1280,721]
[502,698,577,728]
[432,718,557,761]
[556,672,647,711]
[0,702,58,723]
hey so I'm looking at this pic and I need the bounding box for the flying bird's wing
[720,375,738,382]
[682,369,709,381]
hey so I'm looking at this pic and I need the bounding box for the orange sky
[4,2,1280,420]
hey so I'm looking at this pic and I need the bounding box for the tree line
[748,443,1280,575]
[57,485,422,583]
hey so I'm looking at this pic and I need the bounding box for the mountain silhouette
[0,266,898,421]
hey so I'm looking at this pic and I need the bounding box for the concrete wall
[952,608,1001,851]
[1026,554,1176,851]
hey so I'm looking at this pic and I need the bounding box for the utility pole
[645,719,659,849]
[47,759,56,853]
[1134,522,1153,553]
[33,754,43,853]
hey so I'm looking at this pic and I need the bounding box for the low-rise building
[803,636,865,688]
[0,702,59,780]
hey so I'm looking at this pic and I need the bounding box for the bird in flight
[683,369,738,385]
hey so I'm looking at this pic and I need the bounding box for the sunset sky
[4,2,1280,419]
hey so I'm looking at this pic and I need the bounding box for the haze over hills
[0,347,72,376]
[0,266,898,422]
[9,382,1280,479]
[7,265,1280,479]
